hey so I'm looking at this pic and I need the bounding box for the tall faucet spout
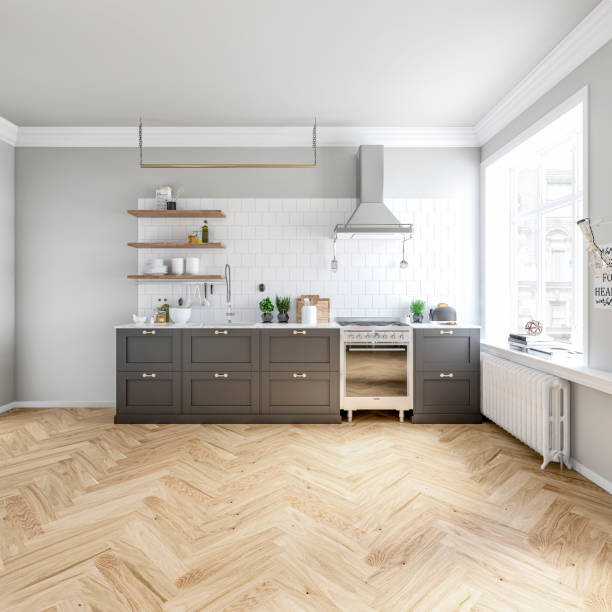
[224,264,234,323]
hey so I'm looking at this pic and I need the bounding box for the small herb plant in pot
[259,297,274,323]
[410,299,426,323]
[275,296,290,323]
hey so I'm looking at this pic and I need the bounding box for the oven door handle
[347,347,407,352]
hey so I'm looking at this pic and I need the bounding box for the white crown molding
[8,2,612,149]
[0,117,18,146]
[476,0,612,145]
[15,125,479,148]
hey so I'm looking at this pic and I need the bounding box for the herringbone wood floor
[0,408,610,611]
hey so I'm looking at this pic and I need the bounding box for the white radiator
[482,354,571,469]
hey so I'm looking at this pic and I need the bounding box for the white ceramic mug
[185,257,200,275]
[170,257,185,275]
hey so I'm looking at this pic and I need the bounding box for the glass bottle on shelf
[201,220,209,243]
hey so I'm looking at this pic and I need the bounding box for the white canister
[170,257,185,275]
[302,301,317,326]
[185,257,200,275]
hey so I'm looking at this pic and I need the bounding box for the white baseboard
[0,401,114,413]
[0,401,19,414]
[571,459,612,495]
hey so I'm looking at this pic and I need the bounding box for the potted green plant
[275,296,290,323]
[259,297,274,323]
[410,299,426,323]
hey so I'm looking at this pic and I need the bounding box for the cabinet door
[183,372,259,414]
[183,329,259,371]
[412,370,480,423]
[261,329,340,371]
[261,371,339,414]
[117,329,181,371]
[116,371,181,414]
[414,329,479,371]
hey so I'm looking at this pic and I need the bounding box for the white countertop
[115,322,340,329]
[410,323,481,329]
[115,321,482,330]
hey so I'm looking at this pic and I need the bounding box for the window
[483,92,585,350]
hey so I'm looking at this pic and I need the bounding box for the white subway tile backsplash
[136,197,466,321]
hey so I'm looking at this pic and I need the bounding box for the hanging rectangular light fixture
[138,119,317,168]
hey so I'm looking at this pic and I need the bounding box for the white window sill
[481,340,612,396]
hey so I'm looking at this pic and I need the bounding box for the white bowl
[132,314,146,324]
[169,307,192,324]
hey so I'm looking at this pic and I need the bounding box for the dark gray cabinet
[116,327,340,424]
[261,329,339,371]
[412,328,481,424]
[262,371,339,416]
[183,371,259,415]
[117,329,181,371]
[414,328,479,371]
[183,328,259,371]
[116,371,181,415]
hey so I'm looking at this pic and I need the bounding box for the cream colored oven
[341,327,411,422]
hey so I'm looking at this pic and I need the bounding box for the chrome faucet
[225,263,235,323]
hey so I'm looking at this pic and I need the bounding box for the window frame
[480,87,589,358]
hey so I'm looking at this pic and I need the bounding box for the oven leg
[348,409,353,423]
[399,410,404,423]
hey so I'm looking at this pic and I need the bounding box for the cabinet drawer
[183,371,259,414]
[414,329,479,371]
[116,329,181,371]
[413,370,480,415]
[261,329,340,371]
[261,371,339,414]
[183,329,259,371]
[116,371,181,414]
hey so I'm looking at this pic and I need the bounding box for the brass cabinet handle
[214,373,229,379]
[439,373,454,378]
[293,330,307,335]
[214,330,229,335]
[439,330,454,335]
[142,330,156,335]
[142,373,157,378]
[293,372,307,378]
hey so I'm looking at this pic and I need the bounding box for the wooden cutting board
[296,295,330,323]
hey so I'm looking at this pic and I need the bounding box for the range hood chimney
[333,145,414,239]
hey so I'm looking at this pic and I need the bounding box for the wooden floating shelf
[127,242,225,249]
[128,274,225,280]
[128,209,226,218]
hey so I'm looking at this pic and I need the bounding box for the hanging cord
[578,218,612,268]
[312,118,317,166]
[138,117,143,167]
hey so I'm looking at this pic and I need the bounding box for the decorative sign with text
[593,243,612,309]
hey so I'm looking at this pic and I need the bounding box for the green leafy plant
[410,299,426,315]
[275,296,290,313]
[259,297,274,313]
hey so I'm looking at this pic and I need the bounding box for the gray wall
[481,41,612,484]
[15,146,479,401]
[0,140,15,406]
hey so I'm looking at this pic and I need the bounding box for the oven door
[345,344,408,398]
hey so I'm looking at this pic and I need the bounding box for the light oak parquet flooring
[0,408,610,611]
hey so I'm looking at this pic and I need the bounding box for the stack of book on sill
[508,333,557,358]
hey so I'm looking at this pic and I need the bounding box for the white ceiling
[0,0,601,127]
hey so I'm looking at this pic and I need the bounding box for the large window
[483,93,585,350]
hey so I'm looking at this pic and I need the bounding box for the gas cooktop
[336,318,408,327]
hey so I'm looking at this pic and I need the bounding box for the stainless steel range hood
[334,145,414,239]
